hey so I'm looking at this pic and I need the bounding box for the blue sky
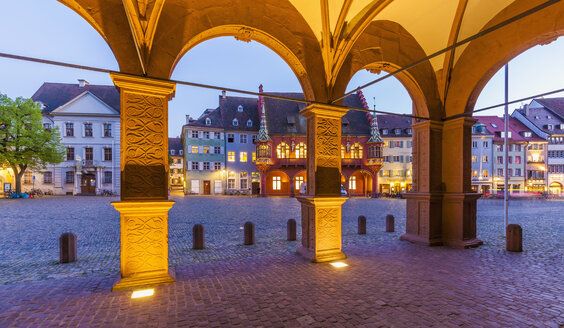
[1,1,563,136]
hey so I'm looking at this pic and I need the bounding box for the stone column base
[401,192,443,246]
[442,193,483,248]
[296,196,347,262]
[111,201,175,291]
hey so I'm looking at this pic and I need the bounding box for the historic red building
[255,89,383,197]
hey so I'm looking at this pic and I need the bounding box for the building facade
[168,138,184,191]
[512,99,563,194]
[220,95,260,195]
[182,110,225,195]
[24,80,121,195]
[471,121,494,194]
[377,115,413,194]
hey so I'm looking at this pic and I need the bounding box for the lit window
[191,146,199,153]
[277,142,290,158]
[349,176,357,190]
[295,176,304,190]
[252,152,256,162]
[472,155,478,163]
[295,142,307,158]
[203,146,210,154]
[240,152,247,162]
[273,176,281,190]
[482,156,488,163]
[351,143,363,159]
[228,151,235,162]
[483,170,489,177]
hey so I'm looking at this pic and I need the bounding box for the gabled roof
[534,97,564,119]
[263,92,371,136]
[186,107,223,129]
[376,115,413,138]
[168,138,183,153]
[515,100,564,135]
[474,116,543,142]
[219,95,260,132]
[32,82,120,114]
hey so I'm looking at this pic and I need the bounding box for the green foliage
[0,93,65,193]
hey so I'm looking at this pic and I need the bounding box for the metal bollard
[386,215,395,232]
[506,224,523,252]
[193,224,204,249]
[287,219,296,241]
[358,215,367,235]
[244,221,255,245]
[59,232,77,263]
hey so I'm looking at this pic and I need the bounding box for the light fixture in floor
[131,289,154,299]
[330,262,348,268]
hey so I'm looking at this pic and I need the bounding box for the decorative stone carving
[235,27,254,43]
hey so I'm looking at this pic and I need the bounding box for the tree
[0,93,65,194]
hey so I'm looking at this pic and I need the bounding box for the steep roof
[219,95,260,132]
[168,138,183,153]
[515,101,564,135]
[534,97,564,119]
[474,116,543,142]
[186,107,223,129]
[376,115,413,138]
[32,82,120,114]
[263,92,371,136]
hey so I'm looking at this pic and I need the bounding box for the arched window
[277,142,290,158]
[351,143,363,159]
[341,145,346,158]
[205,118,211,126]
[295,142,307,158]
[237,105,243,112]
[257,144,271,158]
[232,118,239,126]
[246,119,253,127]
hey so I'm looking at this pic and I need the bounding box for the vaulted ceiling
[59,0,564,118]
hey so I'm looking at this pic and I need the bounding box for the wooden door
[203,180,211,195]
[81,174,96,195]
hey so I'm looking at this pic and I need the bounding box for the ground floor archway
[549,182,562,195]
[266,170,291,196]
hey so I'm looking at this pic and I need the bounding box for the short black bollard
[287,219,296,241]
[59,232,77,264]
[193,224,204,249]
[358,215,367,235]
[385,215,395,232]
[506,224,523,252]
[244,221,255,245]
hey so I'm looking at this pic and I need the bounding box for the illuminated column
[441,117,482,248]
[110,73,176,290]
[297,104,348,262]
[401,120,444,246]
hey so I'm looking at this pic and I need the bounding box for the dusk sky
[1,1,563,136]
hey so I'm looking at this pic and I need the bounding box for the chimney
[222,90,226,99]
[78,79,89,88]
[185,115,192,124]
[525,104,530,116]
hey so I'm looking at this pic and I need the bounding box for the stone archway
[266,170,291,196]
[549,182,563,195]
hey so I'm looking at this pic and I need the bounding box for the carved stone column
[442,117,482,248]
[401,120,444,246]
[110,73,176,290]
[297,104,348,262]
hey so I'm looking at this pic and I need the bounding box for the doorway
[203,180,211,195]
[81,174,96,195]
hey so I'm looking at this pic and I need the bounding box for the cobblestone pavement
[0,196,563,327]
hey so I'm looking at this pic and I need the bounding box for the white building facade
[27,81,121,195]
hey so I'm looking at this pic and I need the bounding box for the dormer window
[523,132,532,138]
[233,118,239,126]
[534,116,540,119]
[205,118,211,126]
[560,124,564,130]
[382,129,388,135]
[170,149,175,155]
[547,124,554,130]
[237,105,243,112]
[394,128,401,135]
[246,119,253,127]
[547,115,552,119]
[406,128,412,135]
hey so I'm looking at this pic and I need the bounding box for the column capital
[443,116,477,129]
[412,119,443,131]
[110,73,176,99]
[300,103,349,120]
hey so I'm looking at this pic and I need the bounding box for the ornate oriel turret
[365,112,384,195]
[255,85,273,196]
